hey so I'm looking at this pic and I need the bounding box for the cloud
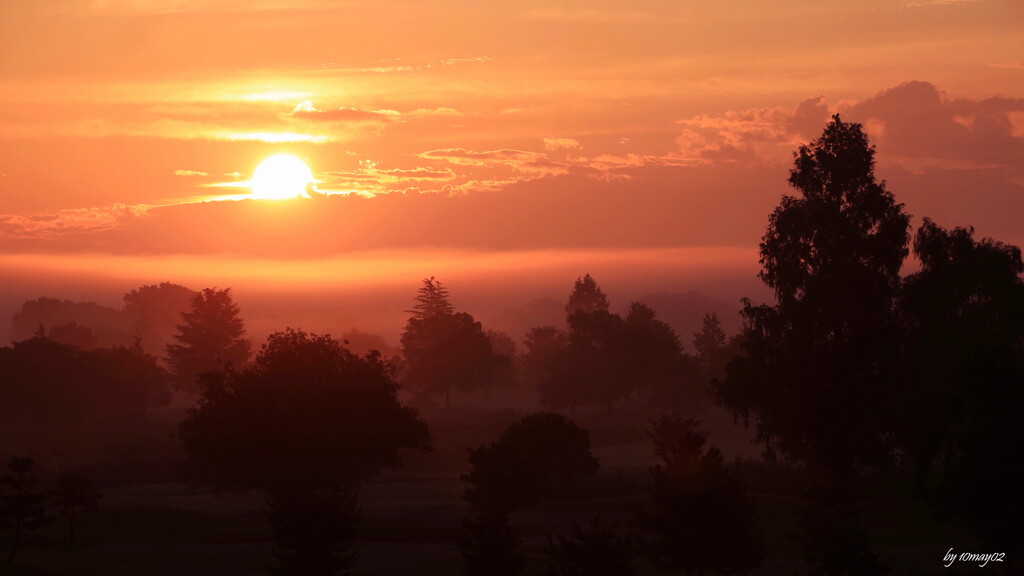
[0,204,151,238]
[418,148,548,168]
[841,81,1024,170]
[543,138,582,151]
[291,100,401,124]
[174,169,208,177]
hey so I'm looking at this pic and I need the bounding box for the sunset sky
[1,0,1022,331]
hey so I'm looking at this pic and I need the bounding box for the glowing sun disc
[250,154,313,199]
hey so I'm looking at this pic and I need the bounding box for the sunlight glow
[250,154,314,200]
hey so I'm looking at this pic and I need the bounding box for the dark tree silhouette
[46,322,98,350]
[635,415,763,576]
[408,276,455,319]
[692,313,726,374]
[179,328,431,575]
[792,486,888,576]
[400,278,501,408]
[0,337,170,454]
[123,282,198,356]
[565,274,609,318]
[539,514,636,576]
[623,302,700,411]
[521,326,568,403]
[10,298,131,347]
[51,474,102,548]
[714,115,907,576]
[267,486,360,576]
[461,512,525,576]
[1,457,54,565]
[461,413,598,576]
[538,276,694,412]
[716,115,910,478]
[166,287,251,392]
[900,219,1024,560]
[463,412,599,514]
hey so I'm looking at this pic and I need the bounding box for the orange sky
[0,0,1022,294]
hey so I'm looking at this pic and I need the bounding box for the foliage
[565,274,609,318]
[267,486,360,576]
[635,415,763,575]
[461,413,598,576]
[792,486,888,576]
[166,287,251,392]
[692,313,726,374]
[534,276,698,412]
[1,457,54,564]
[179,328,431,492]
[461,512,525,576]
[400,278,502,408]
[123,282,198,356]
[463,412,599,515]
[716,115,910,476]
[538,514,636,576]
[0,337,170,437]
[180,329,429,575]
[51,474,102,548]
[900,219,1024,555]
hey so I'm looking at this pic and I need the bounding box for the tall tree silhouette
[635,415,763,575]
[714,116,907,575]
[1,457,53,565]
[179,329,431,576]
[716,115,910,477]
[166,287,251,392]
[400,278,500,408]
[900,219,1024,561]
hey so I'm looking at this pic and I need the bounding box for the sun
[250,154,314,199]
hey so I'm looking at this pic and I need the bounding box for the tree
[166,287,251,392]
[461,413,599,576]
[899,219,1024,560]
[408,276,454,320]
[623,302,701,411]
[461,512,525,576]
[692,313,726,373]
[539,514,636,576]
[179,329,431,575]
[400,279,501,408]
[1,457,54,565]
[123,282,198,356]
[635,415,763,576]
[565,274,609,318]
[716,115,910,478]
[51,474,102,548]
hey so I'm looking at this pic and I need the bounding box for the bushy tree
[166,287,251,392]
[179,329,430,575]
[400,278,502,408]
[461,512,525,576]
[535,277,697,412]
[635,415,763,576]
[123,282,197,356]
[900,219,1024,558]
[0,338,170,454]
[1,457,54,565]
[717,115,910,477]
[461,413,598,576]
[539,514,636,576]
